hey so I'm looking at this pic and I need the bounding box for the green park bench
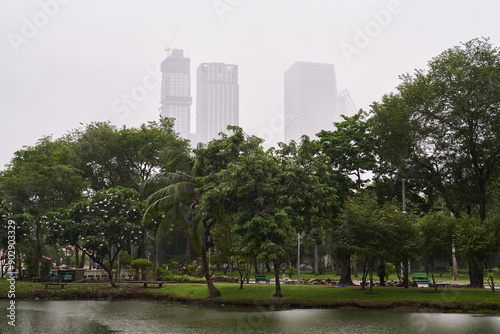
[43,282,68,289]
[254,275,270,284]
[141,281,164,288]
[412,273,432,287]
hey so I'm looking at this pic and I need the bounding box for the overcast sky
[1,0,499,169]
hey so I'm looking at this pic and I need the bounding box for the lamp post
[297,231,300,284]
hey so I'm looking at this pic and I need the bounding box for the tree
[274,137,337,276]
[0,136,86,277]
[50,187,144,287]
[117,118,189,184]
[317,110,378,190]
[337,191,386,293]
[371,38,500,221]
[143,148,198,258]
[69,118,188,192]
[378,201,419,289]
[317,111,377,284]
[69,121,130,191]
[193,126,264,297]
[215,149,296,297]
[454,215,500,289]
[142,147,222,295]
[418,211,454,292]
[371,38,500,287]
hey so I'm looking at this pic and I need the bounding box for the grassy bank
[1,280,500,314]
[213,268,495,283]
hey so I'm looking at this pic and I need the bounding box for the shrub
[130,258,153,269]
[131,258,153,280]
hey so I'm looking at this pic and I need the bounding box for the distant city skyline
[2,1,499,169]
[158,53,358,144]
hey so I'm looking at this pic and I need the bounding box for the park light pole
[297,231,300,284]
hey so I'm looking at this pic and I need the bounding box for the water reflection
[0,300,499,334]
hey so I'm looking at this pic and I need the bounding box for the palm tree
[142,148,221,297]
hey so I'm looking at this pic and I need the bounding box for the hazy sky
[1,0,499,169]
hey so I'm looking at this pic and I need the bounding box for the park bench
[412,273,432,287]
[43,282,67,289]
[31,277,41,283]
[142,281,164,288]
[254,275,270,284]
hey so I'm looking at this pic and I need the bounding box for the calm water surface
[1,300,500,334]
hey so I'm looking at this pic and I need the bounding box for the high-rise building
[196,62,239,143]
[160,49,192,139]
[284,62,338,143]
[337,89,357,121]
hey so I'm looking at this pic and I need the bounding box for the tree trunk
[479,179,487,221]
[74,245,80,267]
[200,231,221,298]
[185,233,192,257]
[469,260,484,288]
[361,257,368,289]
[254,259,260,274]
[369,261,374,294]
[378,262,386,286]
[314,242,318,275]
[340,255,354,286]
[273,261,283,297]
[35,220,42,277]
[105,266,116,288]
[266,262,272,273]
[154,243,158,275]
[353,254,358,278]
[80,250,86,268]
[431,259,437,293]
[403,260,409,289]
[137,239,145,260]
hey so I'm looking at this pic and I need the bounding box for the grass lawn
[158,283,500,304]
[214,268,500,284]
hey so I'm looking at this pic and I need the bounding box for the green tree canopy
[371,38,500,220]
[49,187,144,287]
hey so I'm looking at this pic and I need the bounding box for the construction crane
[164,23,179,56]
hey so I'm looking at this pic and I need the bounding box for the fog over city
[1,0,499,168]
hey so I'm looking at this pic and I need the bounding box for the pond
[1,300,500,333]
